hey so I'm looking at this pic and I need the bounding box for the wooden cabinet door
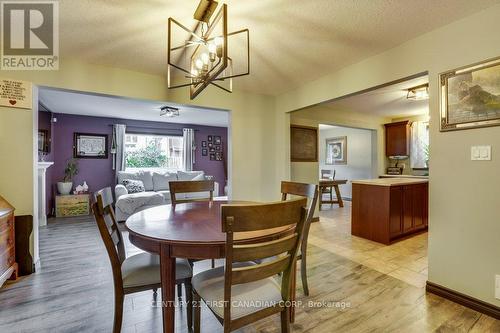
[412,183,428,229]
[385,121,410,157]
[402,185,413,232]
[389,186,403,237]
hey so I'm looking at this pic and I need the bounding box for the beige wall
[277,4,500,306]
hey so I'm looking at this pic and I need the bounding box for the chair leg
[329,188,333,203]
[193,291,201,333]
[280,307,290,333]
[300,252,309,297]
[113,291,124,333]
[185,280,193,331]
[211,259,215,268]
[177,283,183,304]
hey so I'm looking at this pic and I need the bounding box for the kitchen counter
[380,174,429,179]
[352,178,429,187]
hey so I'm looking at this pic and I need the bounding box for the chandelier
[160,106,180,118]
[167,0,250,99]
[406,84,429,100]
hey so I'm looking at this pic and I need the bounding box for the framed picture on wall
[209,147,216,153]
[73,133,108,159]
[215,152,223,161]
[201,141,207,147]
[208,135,213,142]
[325,136,347,165]
[210,153,216,160]
[38,129,50,153]
[440,56,500,131]
[215,145,221,151]
[202,149,208,156]
[214,136,221,145]
[290,125,318,162]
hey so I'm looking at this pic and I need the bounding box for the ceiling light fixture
[160,106,180,118]
[406,84,429,100]
[167,0,250,99]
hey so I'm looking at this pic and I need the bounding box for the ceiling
[322,75,429,118]
[39,88,229,127]
[58,0,500,96]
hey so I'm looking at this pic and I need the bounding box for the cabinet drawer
[0,214,13,234]
[0,247,15,273]
[0,227,14,254]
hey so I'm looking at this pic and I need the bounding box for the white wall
[319,126,375,199]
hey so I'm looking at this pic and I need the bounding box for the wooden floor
[0,203,498,332]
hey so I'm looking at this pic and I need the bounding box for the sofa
[114,170,219,221]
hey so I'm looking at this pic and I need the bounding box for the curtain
[183,128,195,171]
[410,121,429,168]
[112,124,127,179]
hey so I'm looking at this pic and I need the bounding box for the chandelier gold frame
[167,2,250,99]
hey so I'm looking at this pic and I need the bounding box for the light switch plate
[471,145,491,161]
[496,275,500,300]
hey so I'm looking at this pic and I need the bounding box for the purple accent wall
[43,112,227,215]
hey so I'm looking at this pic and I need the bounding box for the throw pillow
[177,170,205,181]
[122,179,145,194]
[152,171,178,191]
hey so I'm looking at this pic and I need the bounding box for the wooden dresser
[0,196,18,287]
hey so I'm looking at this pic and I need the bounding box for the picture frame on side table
[73,133,108,159]
[440,56,500,131]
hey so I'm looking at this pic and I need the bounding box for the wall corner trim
[426,281,500,320]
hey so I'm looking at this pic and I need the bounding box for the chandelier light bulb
[214,36,223,47]
[195,59,203,69]
[208,42,217,54]
[191,68,199,77]
[201,53,209,64]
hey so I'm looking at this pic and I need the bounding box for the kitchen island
[351,178,428,245]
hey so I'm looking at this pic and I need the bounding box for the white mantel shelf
[37,162,54,226]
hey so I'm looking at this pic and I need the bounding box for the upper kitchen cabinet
[385,121,411,157]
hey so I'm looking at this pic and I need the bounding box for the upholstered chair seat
[121,253,192,288]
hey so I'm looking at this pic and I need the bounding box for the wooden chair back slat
[221,199,307,233]
[169,180,214,207]
[232,234,298,262]
[93,188,126,266]
[231,255,291,285]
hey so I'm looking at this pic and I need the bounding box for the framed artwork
[73,133,108,159]
[326,136,347,165]
[215,145,221,151]
[440,56,500,131]
[208,135,213,142]
[214,136,222,145]
[210,153,216,161]
[209,147,216,153]
[202,149,208,156]
[201,141,207,147]
[290,125,318,162]
[38,129,50,153]
[215,152,223,161]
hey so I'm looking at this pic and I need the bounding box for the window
[125,133,183,171]
[410,121,429,169]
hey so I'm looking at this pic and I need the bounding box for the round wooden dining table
[125,200,293,333]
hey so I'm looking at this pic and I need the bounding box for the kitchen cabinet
[385,120,411,157]
[352,178,428,245]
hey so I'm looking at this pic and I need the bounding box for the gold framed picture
[440,56,500,131]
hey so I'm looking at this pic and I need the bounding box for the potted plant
[57,159,78,195]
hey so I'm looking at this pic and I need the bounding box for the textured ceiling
[324,75,429,118]
[59,0,500,95]
[39,88,229,127]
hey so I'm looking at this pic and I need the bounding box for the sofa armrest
[115,184,128,200]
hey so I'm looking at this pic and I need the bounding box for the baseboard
[426,281,500,319]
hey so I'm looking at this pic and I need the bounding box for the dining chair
[92,187,194,333]
[281,181,319,297]
[169,180,215,208]
[192,198,308,333]
[169,179,216,268]
[320,169,336,202]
